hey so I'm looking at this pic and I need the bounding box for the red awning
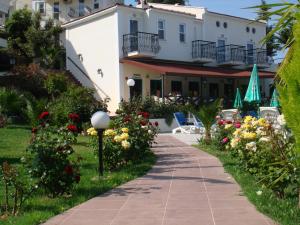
[120,59,275,78]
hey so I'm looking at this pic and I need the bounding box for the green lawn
[0,126,156,225]
[196,143,300,225]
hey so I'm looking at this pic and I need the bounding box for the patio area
[43,135,277,225]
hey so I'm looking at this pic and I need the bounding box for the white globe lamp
[127,78,135,87]
[91,111,110,129]
[90,111,110,176]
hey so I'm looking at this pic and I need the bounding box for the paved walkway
[44,135,276,225]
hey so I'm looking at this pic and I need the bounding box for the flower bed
[215,115,299,198]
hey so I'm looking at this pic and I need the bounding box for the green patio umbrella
[270,88,280,107]
[233,88,243,109]
[244,64,261,103]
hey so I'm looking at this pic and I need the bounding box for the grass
[0,125,156,225]
[196,142,300,225]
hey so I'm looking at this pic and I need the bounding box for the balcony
[192,40,216,63]
[123,32,160,58]
[216,45,246,66]
[245,49,270,68]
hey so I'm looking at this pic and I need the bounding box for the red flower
[140,120,147,126]
[218,120,225,126]
[75,175,81,183]
[154,121,159,127]
[235,123,241,128]
[38,111,49,120]
[31,127,38,133]
[67,124,78,133]
[222,137,229,144]
[123,115,131,123]
[68,113,80,122]
[64,165,73,175]
[142,112,150,118]
[149,122,152,126]
[226,120,232,124]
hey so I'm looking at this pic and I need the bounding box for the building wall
[64,9,121,113]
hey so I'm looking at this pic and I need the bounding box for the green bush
[49,85,107,126]
[44,73,68,98]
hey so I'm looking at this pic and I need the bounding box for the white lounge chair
[259,107,280,124]
[221,109,240,121]
[172,112,200,134]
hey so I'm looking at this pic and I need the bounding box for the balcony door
[217,39,225,63]
[130,20,138,52]
[79,0,85,16]
[247,43,254,65]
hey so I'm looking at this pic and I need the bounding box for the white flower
[259,137,270,142]
[246,142,257,152]
[256,190,263,196]
[277,114,286,126]
[148,130,152,134]
[141,126,147,129]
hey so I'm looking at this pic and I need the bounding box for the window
[189,82,199,96]
[53,2,59,20]
[252,28,256,34]
[246,27,250,32]
[171,81,182,94]
[79,0,85,16]
[179,24,186,43]
[158,20,165,40]
[94,0,99,9]
[130,79,143,98]
[216,21,220,27]
[34,1,45,14]
[150,80,162,97]
[223,22,228,28]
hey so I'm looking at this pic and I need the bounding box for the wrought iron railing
[245,48,269,65]
[123,32,160,56]
[192,40,216,60]
[216,44,246,64]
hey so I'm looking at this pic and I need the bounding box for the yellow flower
[104,129,116,136]
[242,132,257,140]
[114,135,123,143]
[225,124,233,130]
[87,127,97,136]
[121,128,129,133]
[244,116,254,123]
[121,140,131,149]
[257,118,267,127]
[241,124,251,130]
[120,133,129,140]
[230,138,239,148]
[233,129,242,137]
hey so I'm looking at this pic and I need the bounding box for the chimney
[137,0,149,9]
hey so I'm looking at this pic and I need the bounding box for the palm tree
[194,99,221,143]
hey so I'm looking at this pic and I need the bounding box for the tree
[146,0,185,5]
[5,9,64,69]
[194,99,221,143]
[256,0,279,56]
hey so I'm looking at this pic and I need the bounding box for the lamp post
[91,111,110,176]
[127,78,135,100]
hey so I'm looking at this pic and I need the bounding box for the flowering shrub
[25,112,81,196]
[215,115,299,198]
[88,111,158,170]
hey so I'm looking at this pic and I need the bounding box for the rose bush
[88,111,158,170]
[214,115,299,198]
[25,112,81,197]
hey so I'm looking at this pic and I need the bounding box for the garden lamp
[91,111,110,176]
[127,78,135,100]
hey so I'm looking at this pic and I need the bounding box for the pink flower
[218,120,225,126]
[222,137,229,144]
[235,123,241,128]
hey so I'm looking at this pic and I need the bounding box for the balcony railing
[245,48,269,67]
[192,40,216,62]
[123,32,160,57]
[216,45,246,65]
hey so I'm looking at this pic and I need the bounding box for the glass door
[130,20,138,52]
[130,79,142,99]
[217,39,225,63]
[247,43,254,65]
[150,80,162,97]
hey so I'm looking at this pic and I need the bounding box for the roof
[120,59,275,78]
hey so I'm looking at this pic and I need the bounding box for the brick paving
[43,135,276,225]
